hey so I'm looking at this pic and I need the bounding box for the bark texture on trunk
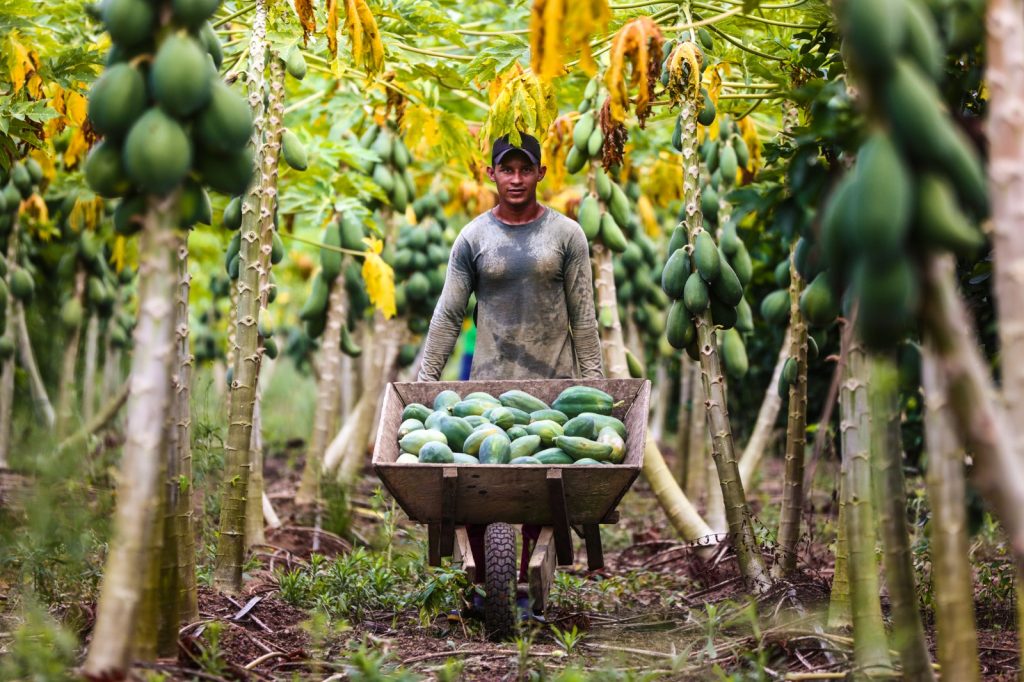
[839,339,890,673]
[679,97,770,593]
[643,439,717,544]
[0,218,19,466]
[213,0,272,593]
[56,268,87,437]
[592,243,629,378]
[296,274,347,505]
[82,207,178,678]
[869,354,933,681]
[675,358,694,486]
[922,346,980,682]
[83,314,100,424]
[827,465,852,629]
[15,298,54,426]
[921,255,1024,572]
[773,257,808,578]
[738,326,791,489]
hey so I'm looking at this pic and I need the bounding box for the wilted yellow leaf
[64,127,92,169]
[636,195,659,237]
[479,67,557,149]
[361,236,396,318]
[604,17,664,126]
[326,0,339,57]
[540,114,574,191]
[111,236,127,272]
[20,195,49,226]
[665,41,702,104]
[68,196,105,233]
[65,91,88,127]
[8,35,41,96]
[294,0,316,43]
[529,0,610,81]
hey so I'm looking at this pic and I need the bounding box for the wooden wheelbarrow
[373,378,650,638]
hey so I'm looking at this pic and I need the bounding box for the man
[417,132,604,619]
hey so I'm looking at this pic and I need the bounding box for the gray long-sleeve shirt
[417,207,604,382]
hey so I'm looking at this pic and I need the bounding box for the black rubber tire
[483,522,518,640]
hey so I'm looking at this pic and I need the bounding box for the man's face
[487,151,547,210]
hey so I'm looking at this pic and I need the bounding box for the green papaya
[535,448,573,464]
[565,146,586,174]
[9,269,34,301]
[710,249,743,307]
[499,390,548,413]
[578,194,601,240]
[902,0,942,81]
[285,45,307,80]
[600,212,627,253]
[666,299,695,350]
[793,237,824,281]
[595,167,612,202]
[436,415,473,452]
[84,140,132,198]
[199,21,222,69]
[151,35,212,117]
[625,348,644,378]
[102,0,154,46]
[320,224,343,280]
[608,183,631,229]
[799,272,839,327]
[510,435,542,459]
[88,63,147,139]
[697,89,716,126]
[453,453,480,465]
[172,0,218,28]
[586,127,604,158]
[573,112,595,150]
[298,273,329,321]
[761,288,790,324]
[271,231,284,264]
[693,231,720,282]
[179,179,212,226]
[779,357,797,398]
[554,435,613,462]
[419,441,455,464]
[281,129,308,171]
[552,386,616,419]
[851,132,912,258]
[339,213,365,251]
[729,242,752,288]
[668,225,688,253]
[854,256,920,349]
[701,184,719,222]
[372,164,395,193]
[478,433,512,464]
[197,146,255,196]
[709,297,737,330]
[402,403,432,422]
[530,409,568,426]
[661,248,690,300]
[683,271,710,313]
[718,144,738,186]
[914,173,984,256]
[124,109,192,195]
[732,136,750,170]
[195,80,253,153]
[61,298,84,329]
[433,389,461,412]
[841,0,905,73]
[735,297,753,333]
[671,114,683,152]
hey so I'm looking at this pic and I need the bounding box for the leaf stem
[459,27,530,36]
[722,81,778,89]
[706,23,786,61]
[394,44,474,61]
[280,231,369,258]
[693,1,820,28]
[717,92,782,100]
[212,2,256,28]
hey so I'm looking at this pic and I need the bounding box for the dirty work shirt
[417,207,604,381]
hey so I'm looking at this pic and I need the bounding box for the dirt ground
[114,441,1020,681]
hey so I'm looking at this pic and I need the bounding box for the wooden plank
[546,469,574,566]
[453,526,476,582]
[440,467,457,558]
[583,524,604,571]
[528,527,555,614]
[427,524,441,566]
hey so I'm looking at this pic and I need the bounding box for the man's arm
[563,227,605,379]
[417,235,474,381]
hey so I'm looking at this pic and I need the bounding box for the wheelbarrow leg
[428,467,458,566]
[546,469,574,566]
[583,524,604,571]
[528,527,555,615]
[453,526,476,582]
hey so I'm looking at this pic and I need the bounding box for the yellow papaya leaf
[67,196,105,233]
[65,91,88,127]
[400,103,476,164]
[636,195,659,237]
[110,236,127,272]
[64,127,91,169]
[540,114,574,191]
[361,236,396,318]
[530,0,610,81]
[28,149,55,185]
[8,35,41,97]
[737,116,763,178]
[20,195,49,226]
[294,0,316,43]
[703,66,724,139]
[479,68,557,149]
[604,17,664,126]
[340,0,384,75]
[326,0,339,57]
[665,41,702,104]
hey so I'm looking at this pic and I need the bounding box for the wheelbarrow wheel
[483,522,517,640]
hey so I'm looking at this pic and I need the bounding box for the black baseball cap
[491,133,542,167]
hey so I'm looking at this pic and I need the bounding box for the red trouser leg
[467,523,487,583]
[519,524,541,583]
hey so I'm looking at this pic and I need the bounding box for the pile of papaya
[355,124,418,214]
[395,386,628,466]
[84,0,254,216]
[821,0,987,348]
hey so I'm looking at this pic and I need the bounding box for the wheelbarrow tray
[372,378,650,527]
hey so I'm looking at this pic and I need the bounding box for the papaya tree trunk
[651,361,668,442]
[172,235,198,625]
[685,372,707,502]
[985,0,1024,662]
[297,273,347,505]
[738,325,791,489]
[82,203,179,678]
[591,243,629,378]
[246,394,266,547]
[869,354,933,680]
[838,336,890,673]
[920,254,1024,573]
[679,97,770,593]
[0,219,19,467]
[921,346,980,682]
[644,439,716,544]
[773,255,808,578]
[338,317,405,484]
[213,0,272,592]
[83,314,100,423]
[56,268,86,437]
[15,301,54,427]
[827,465,852,629]
[703,443,726,534]
[675,358,694,486]
[101,322,120,407]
